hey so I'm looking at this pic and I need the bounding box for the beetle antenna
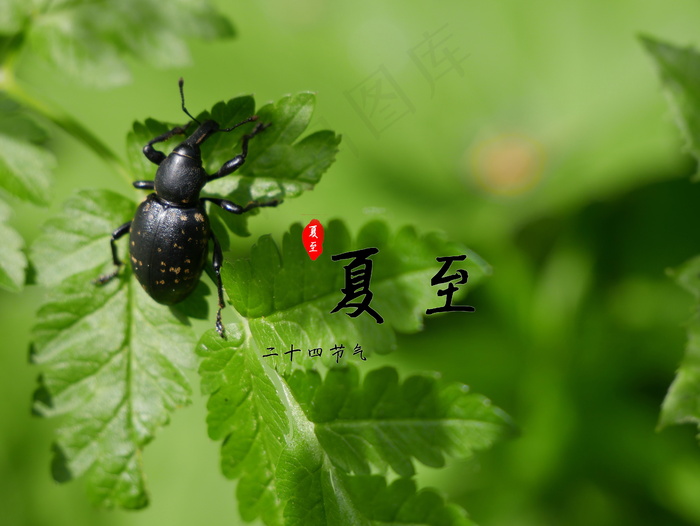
[218,115,258,133]
[178,78,201,125]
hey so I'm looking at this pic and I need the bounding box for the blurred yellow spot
[468,133,544,196]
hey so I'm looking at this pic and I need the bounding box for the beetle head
[178,79,258,148]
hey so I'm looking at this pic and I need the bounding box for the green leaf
[275,364,502,525]
[0,198,27,291]
[221,220,490,372]
[30,190,134,286]
[660,256,700,432]
[0,95,55,205]
[201,93,342,202]
[276,437,362,526]
[278,448,478,526]
[30,189,197,508]
[641,35,700,177]
[0,0,28,34]
[198,328,288,526]
[285,366,514,478]
[238,93,342,196]
[199,218,501,524]
[23,0,234,87]
[127,92,340,236]
[199,347,506,526]
[642,37,700,437]
[339,476,477,526]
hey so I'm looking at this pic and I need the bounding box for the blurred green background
[3,0,700,524]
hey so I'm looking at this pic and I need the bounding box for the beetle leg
[202,196,282,215]
[94,221,132,285]
[211,232,226,338]
[207,122,271,182]
[143,123,191,165]
[132,180,155,190]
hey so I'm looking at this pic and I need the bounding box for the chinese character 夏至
[302,219,324,261]
[425,255,475,315]
[330,247,384,324]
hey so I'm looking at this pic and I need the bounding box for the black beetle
[96,79,280,336]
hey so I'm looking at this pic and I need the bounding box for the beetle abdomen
[129,194,210,304]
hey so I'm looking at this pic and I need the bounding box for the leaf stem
[0,67,133,186]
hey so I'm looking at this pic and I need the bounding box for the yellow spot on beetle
[194,213,205,222]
